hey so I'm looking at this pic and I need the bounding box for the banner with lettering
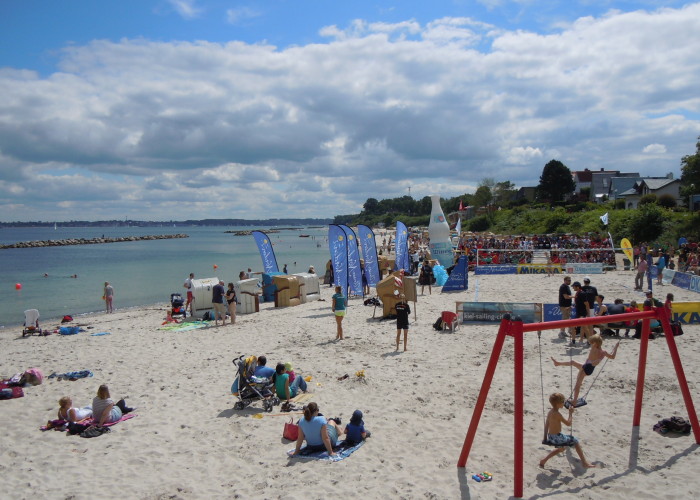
[394,221,410,272]
[357,224,381,287]
[442,255,468,292]
[339,225,363,297]
[252,231,279,274]
[328,225,348,299]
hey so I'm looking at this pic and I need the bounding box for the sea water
[0,226,331,327]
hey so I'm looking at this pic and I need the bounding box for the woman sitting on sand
[57,396,92,423]
[290,402,342,457]
[92,385,133,427]
[272,363,307,404]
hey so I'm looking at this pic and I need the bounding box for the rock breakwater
[0,234,189,249]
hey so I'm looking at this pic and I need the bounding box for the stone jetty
[0,234,189,249]
[225,230,280,236]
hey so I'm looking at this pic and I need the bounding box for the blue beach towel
[48,370,93,380]
[287,440,364,462]
[90,332,111,336]
[59,326,81,335]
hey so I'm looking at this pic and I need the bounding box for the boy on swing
[551,334,620,407]
[540,392,596,468]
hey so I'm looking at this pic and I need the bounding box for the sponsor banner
[474,265,517,275]
[339,225,363,296]
[691,275,700,294]
[457,301,542,324]
[517,264,563,274]
[620,238,633,262]
[564,263,604,274]
[543,304,581,322]
[357,225,381,286]
[442,256,468,292]
[394,221,410,272]
[252,231,279,274]
[328,224,348,299]
[669,270,700,294]
[672,302,700,324]
[662,268,675,286]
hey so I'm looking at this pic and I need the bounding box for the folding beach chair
[22,309,43,337]
[441,311,459,332]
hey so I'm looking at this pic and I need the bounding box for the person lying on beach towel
[57,396,92,422]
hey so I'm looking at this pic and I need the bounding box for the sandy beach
[2,268,699,499]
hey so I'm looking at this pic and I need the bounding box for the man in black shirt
[581,277,598,317]
[558,276,573,339]
[572,281,592,344]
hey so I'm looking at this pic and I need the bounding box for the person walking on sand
[419,260,433,295]
[212,280,227,326]
[103,282,114,313]
[539,393,596,469]
[226,282,237,325]
[331,285,346,340]
[395,293,411,351]
[184,272,195,316]
[558,276,573,339]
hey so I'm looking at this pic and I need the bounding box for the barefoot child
[395,293,410,351]
[540,393,595,469]
[551,334,619,407]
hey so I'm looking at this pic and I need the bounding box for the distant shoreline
[0,234,188,249]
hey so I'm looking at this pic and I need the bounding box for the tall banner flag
[394,221,410,272]
[358,224,381,286]
[328,225,349,299]
[252,231,279,273]
[339,225,363,297]
[620,238,633,263]
[442,255,469,292]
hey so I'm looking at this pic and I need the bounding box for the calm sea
[0,226,331,328]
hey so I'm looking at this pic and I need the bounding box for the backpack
[653,416,691,434]
[433,316,443,331]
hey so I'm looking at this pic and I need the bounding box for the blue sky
[0,0,698,221]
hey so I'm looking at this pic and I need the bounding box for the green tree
[473,185,493,208]
[680,135,700,199]
[629,204,665,243]
[493,181,516,206]
[536,160,575,202]
[363,198,380,215]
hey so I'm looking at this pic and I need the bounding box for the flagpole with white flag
[600,212,609,226]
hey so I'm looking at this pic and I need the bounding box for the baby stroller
[231,355,280,412]
[170,293,186,318]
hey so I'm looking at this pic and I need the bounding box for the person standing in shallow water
[331,285,346,340]
[103,282,114,313]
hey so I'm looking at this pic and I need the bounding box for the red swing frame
[456,307,700,498]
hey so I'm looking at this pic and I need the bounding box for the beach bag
[671,321,684,337]
[433,316,443,331]
[61,315,73,323]
[67,422,90,435]
[80,426,110,438]
[283,418,299,441]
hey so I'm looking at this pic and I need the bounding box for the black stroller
[170,293,186,318]
[231,355,280,412]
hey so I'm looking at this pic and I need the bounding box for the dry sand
[1,269,699,499]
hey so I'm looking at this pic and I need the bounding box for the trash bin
[622,258,631,271]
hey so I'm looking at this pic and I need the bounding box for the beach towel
[0,381,25,400]
[59,326,81,335]
[159,321,210,332]
[287,440,364,462]
[48,370,94,380]
[90,332,111,336]
[41,413,136,432]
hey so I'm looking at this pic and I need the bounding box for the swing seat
[564,397,587,409]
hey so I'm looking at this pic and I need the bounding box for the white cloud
[168,0,202,19]
[642,143,668,154]
[1,4,700,221]
[226,7,262,25]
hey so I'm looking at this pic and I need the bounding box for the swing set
[457,306,700,499]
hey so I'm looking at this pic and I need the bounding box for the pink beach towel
[41,413,136,431]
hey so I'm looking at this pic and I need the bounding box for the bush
[469,215,491,232]
[639,194,658,206]
[658,194,677,208]
[629,204,665,242]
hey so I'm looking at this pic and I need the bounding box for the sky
[0,0,699,222]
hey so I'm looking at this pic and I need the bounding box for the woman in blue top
[291,402,342,456]
[331,286,346,340]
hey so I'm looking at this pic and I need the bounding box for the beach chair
[22,309,43,337]
[441,311,459,332]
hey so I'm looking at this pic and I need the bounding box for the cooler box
[273,275,302,308]
[235,279,260,314]
[261,272,284,303]
[293,272,320,301]
[191,277,219,317]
